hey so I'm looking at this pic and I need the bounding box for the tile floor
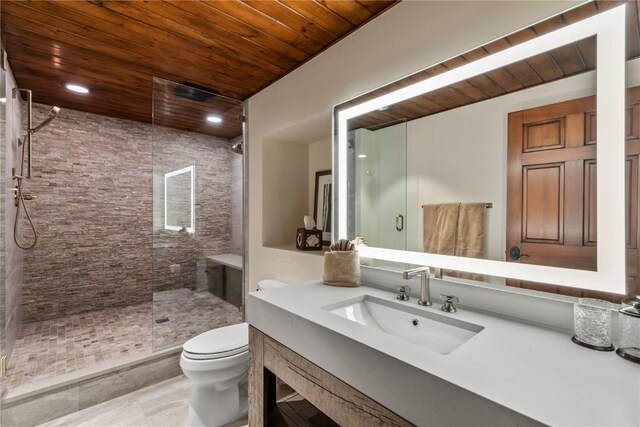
[36,375,248,427]
[152,289,243,350]
[36,374,328,427]
[7,289,243,389]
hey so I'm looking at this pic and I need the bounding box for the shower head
[31,106,60,133]
[230,140,243,154]
[174,82,219,102]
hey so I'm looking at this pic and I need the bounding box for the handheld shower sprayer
[31,106,60,133]
[11,87,61,249]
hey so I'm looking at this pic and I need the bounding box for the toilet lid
[183,322,248,360]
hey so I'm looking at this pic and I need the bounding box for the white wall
[247,1,584,290]
[308,138,332,218]
[261,138,309,247]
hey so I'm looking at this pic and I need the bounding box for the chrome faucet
[402,267,432,306]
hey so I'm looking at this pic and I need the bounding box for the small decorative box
[296,228,323,251]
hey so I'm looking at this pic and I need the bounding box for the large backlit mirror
[335,2,636,299]
[165,165,195,233]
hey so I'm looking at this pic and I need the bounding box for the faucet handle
[396,285,410,301]
[440,294,459,313]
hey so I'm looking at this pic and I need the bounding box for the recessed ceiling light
[206,115,222,123]
[65,84,90,94]
[358,154,367,158]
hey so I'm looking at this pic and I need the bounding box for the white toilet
[180,279,289,427]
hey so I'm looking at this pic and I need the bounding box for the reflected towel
[455,203,486,259]
[422,203,460,255]
[453,203,486,282]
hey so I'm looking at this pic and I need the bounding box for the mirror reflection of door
[507,87,640,301]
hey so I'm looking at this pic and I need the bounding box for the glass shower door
[351,123,408,261]
[151,77,244,351]
[0,39,7,413]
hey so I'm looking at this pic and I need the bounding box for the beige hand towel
[453,202,486,282]
[455,203,486,259]
[422,203,460,255]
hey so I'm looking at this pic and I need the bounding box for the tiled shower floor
[7,289,243,390]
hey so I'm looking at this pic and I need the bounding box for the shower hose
[14,135,38,250]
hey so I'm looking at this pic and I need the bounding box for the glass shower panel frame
[0,39,7,407]
[151,77,245,352]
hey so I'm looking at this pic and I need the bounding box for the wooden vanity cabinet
[248,326,413,426]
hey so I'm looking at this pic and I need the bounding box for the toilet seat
[183,322,248,361]
[257,279,289,291]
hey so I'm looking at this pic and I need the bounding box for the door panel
[507,87,640,301]
[583,159,597,246]
[522,164,564,243]
[524,119,564,151]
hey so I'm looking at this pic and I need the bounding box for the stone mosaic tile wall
[20,104,238,322]
[152,125,234,293]
[21,105,153,323]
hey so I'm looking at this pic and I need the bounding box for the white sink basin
[324,295,484,355]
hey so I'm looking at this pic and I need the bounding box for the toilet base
[186,378,248,427]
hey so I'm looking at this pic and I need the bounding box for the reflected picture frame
[314,170,332,246]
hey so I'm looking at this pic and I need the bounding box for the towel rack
[421,202,493,208]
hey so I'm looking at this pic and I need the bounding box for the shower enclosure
[151,77,244,351]
[0,74,245,425]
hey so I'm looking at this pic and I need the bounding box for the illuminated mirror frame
[164,165,195,233]
[336,6,626,294]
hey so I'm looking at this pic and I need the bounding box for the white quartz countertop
[247,281,640,427]
[205,254,242,270]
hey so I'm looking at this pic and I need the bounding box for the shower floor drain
[155,316,170,324]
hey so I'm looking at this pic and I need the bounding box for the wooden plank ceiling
[342,1,640,131]
[0,0,398,139]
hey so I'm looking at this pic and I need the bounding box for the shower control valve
[12,186,37,207]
